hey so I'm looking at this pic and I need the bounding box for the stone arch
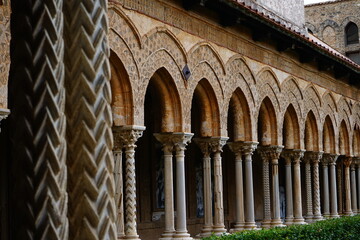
[353,124,360,157]
[282,104,300,149]
[144,67,182,132]
[191,79,220,137]
[188,42,226,76]
[305,22,317,34]
[321,92,338,128]
[337,97,352,140]
[227,87,252,142]
[256,69,281,113]
[258,97,278,146]
[323,115,336,154]
[110,51,134,126]
[339,120,350,156]
[108,6,142,48]
[305,110,320,152]
[322,25,337,48]
[319,19,340,33]
[142,27,187,66]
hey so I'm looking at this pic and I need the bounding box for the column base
[329,214,340,218]
[312,215,324,221]
[243,222,259,229]
[284,217,294,226]
[271,219,285,227]
[212,225,227,235]
[261,220,272,229]
[343,211,353,216]
[173,231,192,240]
[230,222,245,233]
[125,235,140,240]
[292,218,307,225]
[160,233,174,240]
[200,226,212,238]
[304,215,314,223]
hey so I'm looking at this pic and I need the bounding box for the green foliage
[202,215,360,240]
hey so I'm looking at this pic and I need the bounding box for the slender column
[210,137,229,235]
[356,159,360,214]
[321,157,330,218]
[336,160,343,215]
[194,138,213,237]
[351,163,358,214]
[174,133,194,239]
[325,154,340,218]
[154,133,176,240]
[304,156,313,223]
[242,142,259,229]
[292,150,306,224]
[306,151,324,221]
[113,131,125,238]
[280,152,294,225]
[344,157,353,216]
[228,142,245,232]
[257,147,271,228]
[118,126,145,240]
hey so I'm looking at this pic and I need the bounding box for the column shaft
[233,153,245,230]
[293,152,305,224]
[262,159,271,228]
[337,164,343,215]
[271,158,283,226]
[284,158,294,225]
[329,155,339,218]
[311,152,323,221]
[244,148,257,229]
[202,155,213,235]
[344,158,352,216]
[114,149,125,238]
[357,164,360,214]
[213,150,227,233]
[305,160,313,222]
[322,162,330,217]
[351,165,358,214]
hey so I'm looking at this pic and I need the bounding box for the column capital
[322,153,339,165]
[154,132,193,152]
[281,149,305,163]
[193,137,214,157]
[352,157,360,166]
[0,108,10,132]
[258,145,284,162]
[113,125,146,150]
[208,137,229,153]
[344,157,353,168]
[240,141,259,155]
[304,151,324,164]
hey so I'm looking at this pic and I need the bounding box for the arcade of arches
[108,2,360,240]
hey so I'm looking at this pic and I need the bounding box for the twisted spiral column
[307,151,323,221]
[9,0,68,238]
[336,160,343,215]
[304,157,313,223]
[210,137,229,235]
[257,147,271,229]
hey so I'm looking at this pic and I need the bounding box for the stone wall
[256,0,305,27]
[0,0,10,109]
[305,0,360,58]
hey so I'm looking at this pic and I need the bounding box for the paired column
[344,157,353,216]
[115,126,145,240]
[258,146,284,228]
[323,154,340,218]
[305,151,323,221]
[155,133,193,240]
[321,156,330,218]
[227,141,259,232]
[351,162,358,214]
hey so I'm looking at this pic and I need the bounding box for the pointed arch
[345,22,359,45]
[227,87,252,141]
[323,115,336,153]
[282,104,300,149]
[258,97,278,146]
[110,50,134,126]
[339,120,350,156]
[353,124,360,156]
[305,110,319,151]
[145,67,182,132]
[191,79,220,137]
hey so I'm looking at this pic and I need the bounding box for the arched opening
[304,111,319,152]
[186,78,221,235]
[282,104,300,150]
[136,68,182,240]
[110,51,134,126]
[339,121,350,156]
[345,22,359,45]
[258,97,277,146]
[323,26,336,48]
[323,116,336,154]
[353,124,360,156]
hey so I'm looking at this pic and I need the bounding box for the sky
[304,0,334,4]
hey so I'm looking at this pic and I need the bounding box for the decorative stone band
[0,108,10,132]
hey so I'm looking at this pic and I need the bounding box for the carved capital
[194,138,212,157]
[353,157,360,167]
[304,151,323,164]
[281,149,304,164]
[0,108,10,132]
[113,125,145,150]
[322,153,339,166]
[208,137,229,153]
[154,132,193,153]
[239,141,258,155]
[258,145,283,162]
[343,157,352,168]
